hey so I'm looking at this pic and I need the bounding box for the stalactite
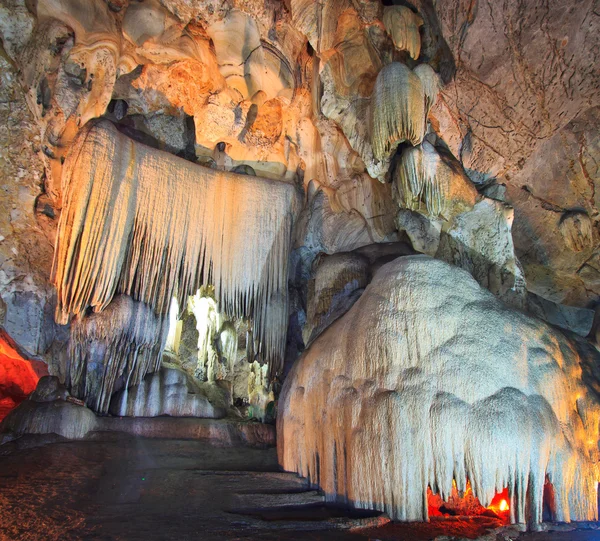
[394,141,450,217]
[382,6,424,60]
[414,63,440,117]
[53,119,301,383]
[219,321,238,375]
[371,62,428,163]
[559,210,594,252]
[69,295,168,412]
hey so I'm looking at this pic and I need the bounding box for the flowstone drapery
[279,256,600,526]
[53,119,301,408]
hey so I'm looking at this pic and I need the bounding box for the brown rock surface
[432,1,600,306]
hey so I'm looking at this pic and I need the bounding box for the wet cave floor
[0,432,599,541]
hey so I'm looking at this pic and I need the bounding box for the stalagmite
[371,62,428,163]
[248,360,274,422]
[53,119,301,384]
[383,6,424,60]
[278,256,600,526]
[189,291,220,379]
[109,364,224,418]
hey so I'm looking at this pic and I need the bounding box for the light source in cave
[0,329,48,421]
[428,481,510,519]
[52,119,300,410]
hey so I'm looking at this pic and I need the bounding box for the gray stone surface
[109,363,225,419]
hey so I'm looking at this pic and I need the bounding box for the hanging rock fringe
[53,119,301,381]
[69,295,168,412]
[414,63,440,116]
[382,6,424,60]
[395,141,450,217]
[278,256,600,525]
[371,63,428,163]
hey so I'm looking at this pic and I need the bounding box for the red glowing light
[0,328,48,421]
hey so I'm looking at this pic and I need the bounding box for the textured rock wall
[431,0,600,306]
[0,46,58,357]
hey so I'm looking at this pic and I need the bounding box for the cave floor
[0,432,599,541]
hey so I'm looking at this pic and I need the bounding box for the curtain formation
[53,120,301,408]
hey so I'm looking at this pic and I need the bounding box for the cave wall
[0,0,599,524]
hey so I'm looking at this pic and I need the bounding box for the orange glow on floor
[428,482,510,520]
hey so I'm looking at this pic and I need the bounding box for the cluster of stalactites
[69,295,168,413]
[53,119,301,380]
[371,62,439,164]
[281,384,599,525]
[394,140,450,217]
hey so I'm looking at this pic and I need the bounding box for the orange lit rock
[0,328,48,421]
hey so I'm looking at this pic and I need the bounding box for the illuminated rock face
[0,0,598,526]
[279,256,600,525]
[0,329,48,421]
[109,364,225,419]
[53,120,300,410]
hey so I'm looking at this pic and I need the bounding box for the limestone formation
[1,380,96,441]
[0,0,598,532]
[248,360,274,422]
[279,256,600,525]
[296,177,398,255]
[53,120,301,382]
[109,364,225,418]
[393,140,476,218]
[394,210,441,256]
[36,0,122,127]
[303,252,370,346]
[437,198,526,303]
[0,46,55,358]
[371,63,427,163]
[559,211,594,253]
[383,6,423,60]
[69,295,168,412]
